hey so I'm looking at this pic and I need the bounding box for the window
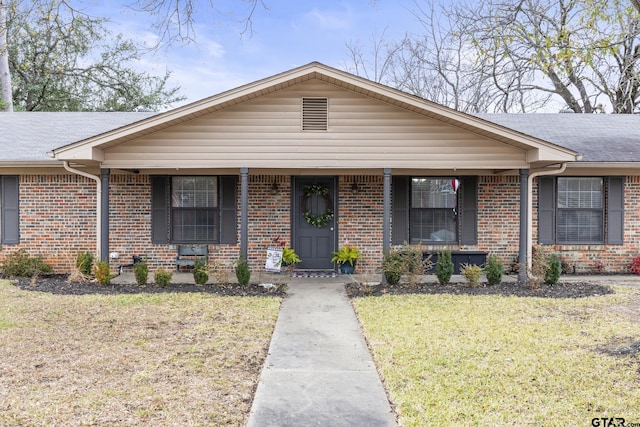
[556,177,603,243]
[538,176,623,245]
[171,177,218,242]
[152,175,237,245]
[410,177,457,243]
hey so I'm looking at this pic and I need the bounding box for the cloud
[302,6,354,31]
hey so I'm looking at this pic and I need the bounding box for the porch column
[240,167,249,260]
[383,168,392,255]
[100,168,110,262]
[518,168,529,283]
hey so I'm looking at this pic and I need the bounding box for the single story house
[1,62,639,279]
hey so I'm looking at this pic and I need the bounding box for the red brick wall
[338,176,384,273]
[534,176,640,273]
[1,175,98,270]
[5,173,640,275]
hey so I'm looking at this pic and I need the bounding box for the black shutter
[151,176,169,244]
[1,176,19,244]
[538,176,556,244]
[607,176,624,244]
[460,176,478,245]
[219,176,238,244]
[392,176,409,244]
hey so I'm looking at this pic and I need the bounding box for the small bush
[544,253,562,285]
[76,251,94,276]
[134,260,149,286]
[193,259,209,285]
[381,243,432,286]
[435,248,454,285]
[2,249,53,277]
[235,256,251,286]
[382,250,404,285]
[461,263,482,287]
[94,261,111,285]
[630,255,640,275]
[484,254,504,286]
[154,268,172,287]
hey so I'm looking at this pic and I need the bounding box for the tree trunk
[0,0,12,112]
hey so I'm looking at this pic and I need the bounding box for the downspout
[527,163,567,275]
[63,161,102,259]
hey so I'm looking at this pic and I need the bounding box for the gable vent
[302,97,328,131]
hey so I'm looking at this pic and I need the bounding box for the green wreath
[302,184,333,228]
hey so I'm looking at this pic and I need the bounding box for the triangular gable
[51,62,578,170]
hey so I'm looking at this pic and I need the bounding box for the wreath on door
[302,184,333,228]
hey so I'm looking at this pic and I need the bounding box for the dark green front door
[293,177,337,270]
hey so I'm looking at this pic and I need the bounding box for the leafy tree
[4,0,184,111]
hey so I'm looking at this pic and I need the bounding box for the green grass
[0,280,281,426]
[352,286,640,426]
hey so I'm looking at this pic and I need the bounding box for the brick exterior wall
[3,173,640,276]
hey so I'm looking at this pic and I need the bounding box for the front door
[293,177,337,270]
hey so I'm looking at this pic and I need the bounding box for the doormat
[290,270,337,278]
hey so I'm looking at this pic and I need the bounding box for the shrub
[94,261,111,285]
[544,253,562,285]
[460,263,483,287]
[382,250,404,285]
[435,248,454,285]
[630,255,640,275]
[2,249,53,277]
[381,243,432,286]
[484,254,504,286]
[134,260,149,286]
[235,256,251,286]
[154,268,173,287]
[193,259,209,286]
[76,251,94,276]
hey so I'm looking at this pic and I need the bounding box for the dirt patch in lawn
[11,274,287,296]
[346,280,614,299]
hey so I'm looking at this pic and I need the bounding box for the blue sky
[97,0,430,106]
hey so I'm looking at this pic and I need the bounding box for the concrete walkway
[246,280,396,427]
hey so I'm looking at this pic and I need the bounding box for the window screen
[171,177,218,242]
[557,177,603,243]
[410,178,457,243]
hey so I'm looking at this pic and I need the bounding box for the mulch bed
[7,274,619,299]
[9,274,287,296]
[345,280,615,299]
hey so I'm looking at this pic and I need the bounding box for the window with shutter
[410,177,458,243]
[152,176,237,244]
[556,177,604,244]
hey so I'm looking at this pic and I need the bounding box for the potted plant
[331,245,362,274]
[281,246,301,272]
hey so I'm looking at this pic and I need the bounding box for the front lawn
[352,285,640,426]
[0,280,281,426]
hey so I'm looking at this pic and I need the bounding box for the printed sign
[265,247,283,272]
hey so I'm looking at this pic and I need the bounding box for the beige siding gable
[103,79,529,170]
